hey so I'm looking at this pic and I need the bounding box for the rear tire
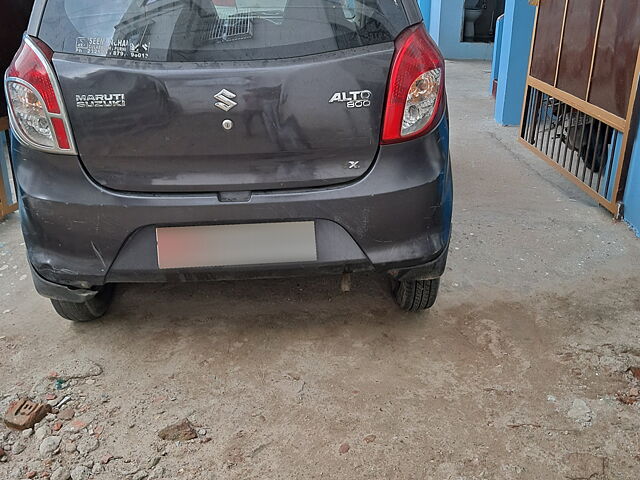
[51,285,115,322]
[392,278,440,312]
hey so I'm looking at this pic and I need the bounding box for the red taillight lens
[4,37,75,154]
[7,41,60,114]
[51,118,70,150]
[381,25,445,144]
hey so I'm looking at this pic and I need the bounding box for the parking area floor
[1,60,640,480]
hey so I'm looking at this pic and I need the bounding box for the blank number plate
[156,222,317,269]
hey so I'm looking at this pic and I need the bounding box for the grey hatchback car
[5,0,452,321]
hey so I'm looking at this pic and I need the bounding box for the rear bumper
[12,118,452,293]
[30,246,450,304]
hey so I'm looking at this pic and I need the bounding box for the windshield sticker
[75,37,150,59]
[75,37,108,55]
[128,41,150,59]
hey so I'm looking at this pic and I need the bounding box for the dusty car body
[5,0,452,320]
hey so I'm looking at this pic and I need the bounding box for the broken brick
[617,392,639,405]
[4,398,52,431]
[363,434,376,444]
[57,408,75,421]
[158,419,197,441]
[68,419,88,431]
[628,367,640,380]
[339,443,350,454]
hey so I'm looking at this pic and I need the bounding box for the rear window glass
[38,0,408,62]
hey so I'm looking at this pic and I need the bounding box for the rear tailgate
[52,46,393,192]
[37,0,410,193]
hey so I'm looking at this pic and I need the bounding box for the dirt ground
[1,61,640,480]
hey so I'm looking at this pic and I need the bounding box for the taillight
[381,24,445,144]
[4,37,75,154]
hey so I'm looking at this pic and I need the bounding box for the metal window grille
[204,9,255,43]
[521,86,621,201]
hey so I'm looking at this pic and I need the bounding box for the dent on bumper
[29,264,98,303]
[12,119,452,288]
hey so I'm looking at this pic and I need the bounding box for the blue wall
[493,0,536,125]
[428,0,443,41]
[419,0,431,31]
[623,129,640,236]
[422,0,495,60]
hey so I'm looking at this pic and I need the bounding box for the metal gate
[520,0,640,216]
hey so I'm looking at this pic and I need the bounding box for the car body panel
[8,0,452,303]
[52,45,394,192]
[11,115,451,289]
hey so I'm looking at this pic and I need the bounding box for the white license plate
[156,222,317,269]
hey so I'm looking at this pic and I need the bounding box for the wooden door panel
[530,0,566,85]
[556,0,601,100]
[589,0,640,118]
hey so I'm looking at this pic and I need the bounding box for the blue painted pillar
[429,0,443,44]
[418,0,432,32]
[494,0,536,126]
[490,15,505,94]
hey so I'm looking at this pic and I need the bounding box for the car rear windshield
[38,0,409,62]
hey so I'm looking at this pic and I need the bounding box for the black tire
[392,278,440,312]
[50,285,115,322]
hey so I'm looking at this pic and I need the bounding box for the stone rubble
[76,436,99,456]
[70,464,91,480]
[50,466,71,480]
[10,441,25,455]
[39,436,62,458]
[34,425,50,441]
[0,359,181,479]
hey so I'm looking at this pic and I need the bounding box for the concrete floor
[1,61,639,479]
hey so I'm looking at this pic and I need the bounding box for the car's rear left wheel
[392,278,440,312]
[51,285,115,322]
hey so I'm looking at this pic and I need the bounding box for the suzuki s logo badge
[329,90,372,109]
[214,89,238,112]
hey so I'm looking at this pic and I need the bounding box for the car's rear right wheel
[51,285,115,322]
[392,278,440,312]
